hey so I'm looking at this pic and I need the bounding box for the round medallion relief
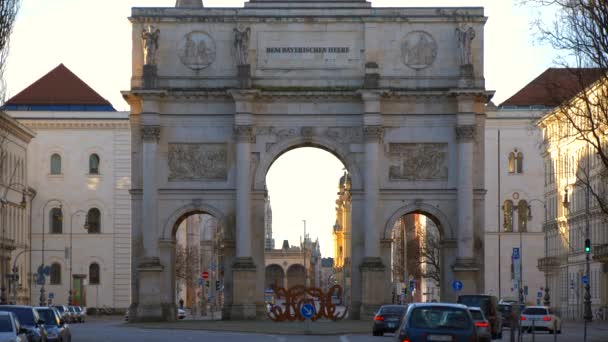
[178,31,216,70]
[401,31,438,70]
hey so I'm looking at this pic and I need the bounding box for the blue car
[394,303,477,342]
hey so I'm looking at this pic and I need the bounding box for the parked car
[0,305,48,342]
[75,306,86,323]
[520,306,562,334]
[498,303,514,327]
[52,306,69,323]
[394,303,477,342]
[35,307,71,342]
[68,306,83,323]
[457,294,502,339]
[66,307,78,324]
[468,306,492,342]
[0,311,28,342]
[372,304,408,336]
[177,308,186,320]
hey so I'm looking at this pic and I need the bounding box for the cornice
[20,120,130,130]
[0,112,35,142]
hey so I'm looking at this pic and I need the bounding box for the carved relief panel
[178,31,216,70]
[168,143,228,181]
[388,143,448,181]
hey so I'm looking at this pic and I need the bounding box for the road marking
[277,337,287,342]
[340,335,350,342]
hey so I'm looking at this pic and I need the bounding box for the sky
[4,0,560,258]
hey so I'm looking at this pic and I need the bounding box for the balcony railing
[537,256,564,272]
[593,243,608,262]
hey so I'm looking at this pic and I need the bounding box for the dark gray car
[372,304,408,336]
[35,307,71,342]
[0,305,48,342]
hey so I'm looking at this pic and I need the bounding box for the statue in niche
[234,26,251,65]
[141,26,160,66]
[502,200,513,232]
[455,26,476,66]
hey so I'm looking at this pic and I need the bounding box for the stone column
[359,91,385,319]
[229,90,258,319]
[455,124,475,262]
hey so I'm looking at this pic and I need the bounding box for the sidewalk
[127,319,371,335]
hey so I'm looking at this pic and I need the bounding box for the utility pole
[583,145,593,341]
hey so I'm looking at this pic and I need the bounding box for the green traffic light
[585,238,591,253]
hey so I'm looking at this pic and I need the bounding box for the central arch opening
[263,147,351,311]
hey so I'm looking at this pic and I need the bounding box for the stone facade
[125,0,492,321]
[0,112,34,305]
[484,106,547,303]
[7,110,132,309]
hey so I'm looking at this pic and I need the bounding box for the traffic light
[585,238,591,253]
[205,280,210,287]
[215,280,220,291]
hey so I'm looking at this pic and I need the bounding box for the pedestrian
[179,298,184,309]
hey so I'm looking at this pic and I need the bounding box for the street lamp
[68,209,89,305]
[40,199,63,306]
[0,182,29,304]
[527,198,550,307]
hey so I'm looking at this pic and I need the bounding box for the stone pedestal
[143,65,157,89]
[237,64,251,88]
[458,64,474,88]
[452,259,481,295]
[359,257,385,320]
[131,259,166,322]
[229,257,257,320]
[364,62,380,88]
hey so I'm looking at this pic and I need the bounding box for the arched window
[89,263,100,285]
[89,154,100,174]
[517,200,528,232]
[502,200,514,232]
[50,154,62,175]
[50,207,63,234]
[86,208,101,234]
[516,152,524,174]
[508,152,515,173]
[50,263,61,285]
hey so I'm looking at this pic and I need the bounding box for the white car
[0,311,28,342]
[520,306,562,334]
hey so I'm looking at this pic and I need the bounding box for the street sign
[198,278,203,286]
[512,248,520,259]
[582,275,589,285]
[202,271,209,279]
[537,291,543,298]
[409,280,416,292]
[452,280,463,292]
[300,303,315,319]
[36,274,45,285]
[49,292,54,299]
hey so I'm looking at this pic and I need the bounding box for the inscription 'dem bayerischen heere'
[266,47,350,54]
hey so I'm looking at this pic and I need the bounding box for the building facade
[5,64,132,309]
[0,112,34,304]
[537,72,608,319]
[484,99,547,304]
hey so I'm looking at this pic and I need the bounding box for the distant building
[0,111,35,304]
[333,171,351,294]
[264,237,321,290]
[264,196,274,250]
[5,64,131,309]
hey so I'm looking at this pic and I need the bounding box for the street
[70,318,608,342]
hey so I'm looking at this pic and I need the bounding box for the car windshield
[458,296,490,315]
[68,307,76,312]
[0,316,12,332]
[380,306,407,314]
[469,310,485,321]
[54,306,65,313]
[0,308,35,325]
[36,309,59,326]
[498,305,512,313]
[410,307,472,330]
[523,308,548,315]
[75,307,82,313]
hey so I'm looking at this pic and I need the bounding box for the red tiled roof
[500,68,604,107]
[5,64,112,106]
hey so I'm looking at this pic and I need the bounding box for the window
[50,263,61,285]
[89,263,100,285]
[50,154,61,175]
[89,154,100,174]
[508,152,515,173]
[508,150,523,174]
[516,152,523,173]
[86,208,101,234]
[50,207,63,234]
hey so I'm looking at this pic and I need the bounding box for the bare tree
[523,0,608,217]
[175,245,199,282]
[407,227,441,284]
[0,0,21,103]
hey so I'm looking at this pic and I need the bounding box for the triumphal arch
[124,0,493,321]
